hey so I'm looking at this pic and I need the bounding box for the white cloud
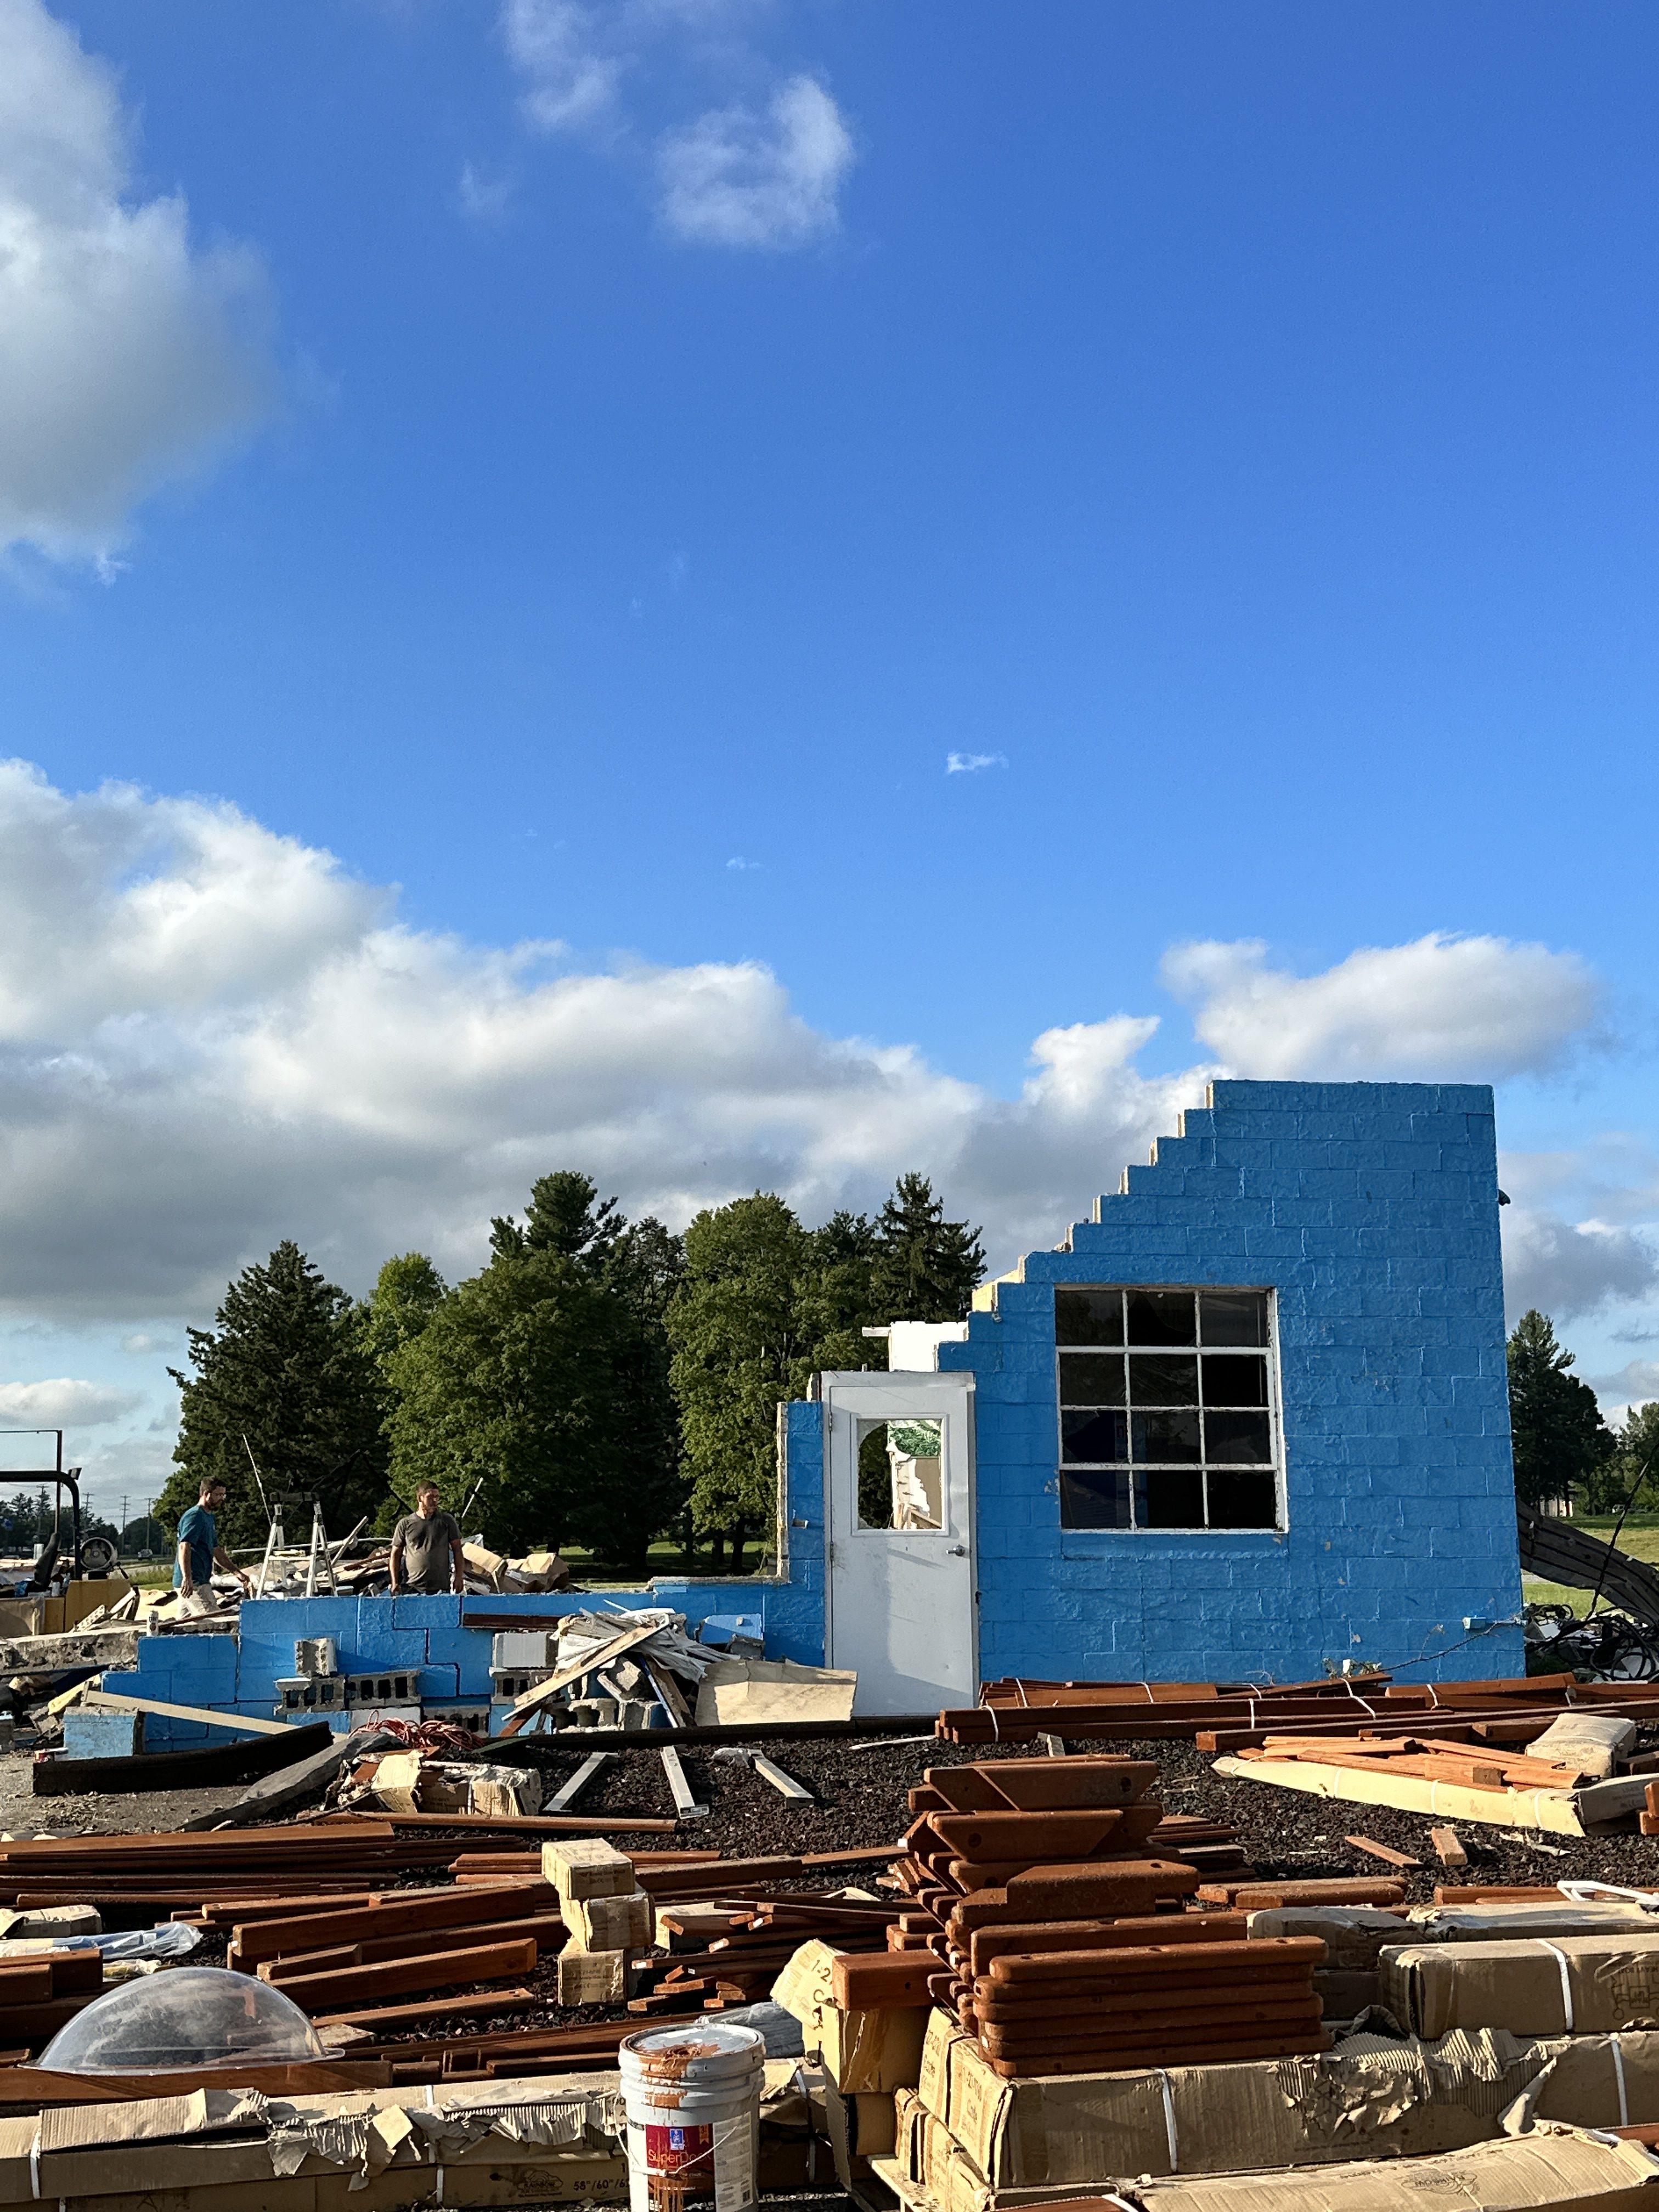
[501,0,621,134]
[457,162,515,223]
[1586,1358,1659,1424]
[0,0,276,563]
[946,752,1007,775]
[0,765,1631,1342]
[1163,932,1600,1084]
[120,1333,161,1355]
[725,856,760,871]
[0,1378,140,1426]
[658,75,852,249]
[1500,1207,1659,1323]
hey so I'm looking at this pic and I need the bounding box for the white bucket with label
[619,2019,765,2212]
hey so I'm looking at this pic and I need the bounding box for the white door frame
[821,1369,978,1712]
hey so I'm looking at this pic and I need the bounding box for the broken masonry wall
[936,1078,1523,1687]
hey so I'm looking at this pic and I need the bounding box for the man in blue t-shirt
[174,1479,251,1616]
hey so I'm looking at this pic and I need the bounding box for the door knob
[947,1544,967,1556]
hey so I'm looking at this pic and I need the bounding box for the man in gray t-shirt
[390,1483,466,1594]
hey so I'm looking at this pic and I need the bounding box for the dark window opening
[1056,1287,1280,1531]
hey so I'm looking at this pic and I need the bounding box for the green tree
[1507,1308,1615,1510]
[1590,1400,1659,1516]
[387,1173,686,1571]
[668,1194,816,1568]
[358,1253,448,1380]
[160,1242,389,1554]
[870,1172,985,1325]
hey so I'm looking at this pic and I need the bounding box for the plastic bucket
[619,2019,766,2212]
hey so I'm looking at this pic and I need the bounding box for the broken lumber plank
[499,1618,665,1734]
[1344,1833,1421,1870]
[1212,1751,1590,1836]
[80,1690,296,1737]
[1429,1826,1469,1869]
[644,1660,692,1729]
[751,1753,813,1802]
[661,1747,707,1820]
[314,1988,539,2032]
[548,1752,610,1812]
[270,1937,539,2012]
[318,1807,676,1833]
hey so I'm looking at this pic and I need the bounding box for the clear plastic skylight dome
[35,1968,324,2073]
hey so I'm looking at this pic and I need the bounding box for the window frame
[1053,1284,1286,1534]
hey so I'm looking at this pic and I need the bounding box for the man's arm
[212,1541,250,1589]
[449,1532,466,1595]
[177,1537,194,1594]
[388,1525,405,1594]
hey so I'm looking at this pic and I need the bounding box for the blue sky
[2,0,1657,1522]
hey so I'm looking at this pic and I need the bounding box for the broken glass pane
[1055,1290,1124,1345]
[1206,1470,1278,1527]
[1204,1410,1272,1464]
[1059,1468,1132,1528]
[1135,1470,1205,1527]
[856,1418,944,1530]
[1062,1408,1129,1463]
[1124,1290,1197,1345]
[1058,1353,1125,1406]
[1200,1353,1267,1407]
[1128,1353,1199,1406]
[1199,1291,1268,1346]
[1131,1409,1202,1463]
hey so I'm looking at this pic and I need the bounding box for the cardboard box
[928,2027,1659,2189]
[1382,1936,1659,2039]
[566,1889,651,1951]
[557,1948,633,2005]
[543,1839,636,1902]
[1126,2126,1659,2212]
[823,2081,899,2188]
[774,1938,840,2049]
[822,2002,930,2095]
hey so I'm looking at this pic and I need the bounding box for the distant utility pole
[119,1496,128,1561]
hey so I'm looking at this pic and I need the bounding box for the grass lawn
[1522,1515,1659,1615]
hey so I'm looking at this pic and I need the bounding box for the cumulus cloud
[0,764,1627,1335]
[496,2,855,250]
[0,0,276,563]
[946,752,1007,775]
[658,75,852,249]
[1163,933,1600,1084]
[1499,1207,1659,1322]
[0,1378,141,1426]
[501,0,621,135]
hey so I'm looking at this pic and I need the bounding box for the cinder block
[390,1594,463,1629]
[417,1663,460,1699]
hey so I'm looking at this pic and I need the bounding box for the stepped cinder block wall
[927,1078,1523,1684]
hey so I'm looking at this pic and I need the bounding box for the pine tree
[387,1174,686,1570]
[160,1243,388,1553]
[869,1173,985,1324]
[1507,1308,1615,1510]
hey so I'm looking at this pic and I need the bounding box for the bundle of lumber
[1235,1735,1590,1791]
[939,1671,1659,1747]
[631,1891,900,2015]
[0,1945,104,2055]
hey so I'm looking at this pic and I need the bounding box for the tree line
[1507,1306,1657,1515]
[156,1171,985,1573]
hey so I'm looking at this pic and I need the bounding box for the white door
[823,1371,976,1714]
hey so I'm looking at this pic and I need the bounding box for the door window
[856,1417,945,1531]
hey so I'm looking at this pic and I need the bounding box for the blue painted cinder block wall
[933,1078,1523,1685]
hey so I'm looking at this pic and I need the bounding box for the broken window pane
[1128,1353,1199,1406]
[1062,1408,1129,1464]
[1132,1409,1202,1464]
[1054,1284,1282,1530]
[1199,1291,1268,1346]
[1059,1468,1132,1527]
[1204,1410,1273,1464]
[1056,1290,1124,1345]
[1058,1353,1126,1406]
[1136,1470,1205,1528]
[1124,1290,1197,1345]
[1200,1353,1268,1407]
[1206,1470,1279,1528]
[856,1418,944,1531]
